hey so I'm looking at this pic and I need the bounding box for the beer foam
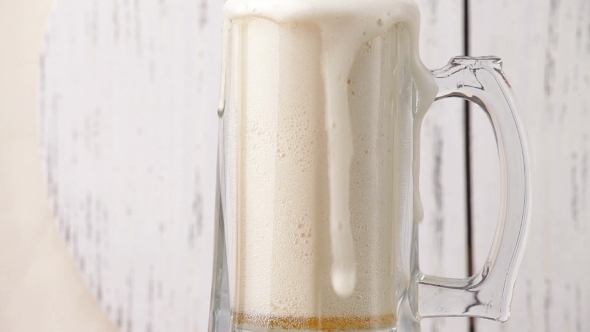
[223,0,437,301]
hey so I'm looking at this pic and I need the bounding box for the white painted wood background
[469,0,590,331]
[36,0,589,331]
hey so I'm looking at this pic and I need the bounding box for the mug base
[234,327,395,332]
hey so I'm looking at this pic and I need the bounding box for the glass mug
[209,13,530,332]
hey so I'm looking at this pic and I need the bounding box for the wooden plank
[0,0,118,331]
[40,0,222,331]
[469,0,590,330]
[413,1,470,331]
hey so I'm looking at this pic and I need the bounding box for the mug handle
[416,56,531,321]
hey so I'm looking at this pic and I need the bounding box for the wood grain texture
[40,0,222,331]
[413,0,470,331]
[469,0,590,330]
[41,0,467,331]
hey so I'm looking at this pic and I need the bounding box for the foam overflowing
[222,0,438,322]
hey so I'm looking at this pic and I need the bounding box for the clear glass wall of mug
[209,11,531,332]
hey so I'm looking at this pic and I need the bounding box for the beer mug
[209,7,530,332]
